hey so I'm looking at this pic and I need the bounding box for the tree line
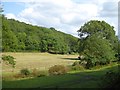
[2,16,78,54]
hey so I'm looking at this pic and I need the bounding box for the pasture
[2,53,119,88]
[2,52,78,74]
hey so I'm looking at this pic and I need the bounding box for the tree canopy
[78,20,118,68]
[78,20,118,52]
[2,16,78,54]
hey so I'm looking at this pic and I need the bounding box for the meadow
[2,52,78,74]
[3,64,118,88]
[2,53,119,88]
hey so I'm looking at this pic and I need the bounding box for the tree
[78,20,118,52]
[2,30,18,52]
[78,20,117,68]
[17,32,26,51]
[82,34,115,68]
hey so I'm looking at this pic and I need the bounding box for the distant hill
[2,16,78,54]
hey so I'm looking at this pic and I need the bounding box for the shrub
[72,61,80,66]
[31,68,48,77]
[20,68,30,76]
[85,59,94,69]
[72,61,85,70]
[72,65,84,70]
[2,55,16,68]
[31,68,39,77]
[49,65,67,75]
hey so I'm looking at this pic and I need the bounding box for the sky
[2,0,119,37]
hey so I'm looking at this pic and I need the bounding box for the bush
[31,68,39,77]
[2,55,16,68]
[72,61,80,66]
[20,68,30,76]
[31,68,48,77]
[72,61,85,70]
[72,65,84,70]
[49,65,67,75]
[85,59,94,69]
[2,55,15,61]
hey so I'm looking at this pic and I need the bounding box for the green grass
[3,65,119,88]
[2,53,119,88]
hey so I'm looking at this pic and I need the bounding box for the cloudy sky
[2,0,119,37]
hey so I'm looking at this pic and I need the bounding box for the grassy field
[2,52,119,88]
[2,52,78,74]
[2,65,118,88]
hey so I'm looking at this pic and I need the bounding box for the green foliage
[100,70,120,88]
[20,68,31,76]
[3,65,118,88]
[72,65,84,70]
[48,65,67,75]
[78,20,118,69]
[72,61,85,70]
[82,35,115,68]
[78,20,118,51]
[2,55,16,68]
[72,61,81,66]
[2,16,78,54]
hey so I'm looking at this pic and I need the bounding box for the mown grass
[2,65,119,88]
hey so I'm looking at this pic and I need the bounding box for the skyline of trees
[2,16,78,54]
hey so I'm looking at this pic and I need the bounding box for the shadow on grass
[2,65,118,88]
[61,57,80,60]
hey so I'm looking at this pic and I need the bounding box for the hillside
[2,16,78,54]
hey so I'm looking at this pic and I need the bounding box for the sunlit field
[2,52,78,74]
[2,53,119,88]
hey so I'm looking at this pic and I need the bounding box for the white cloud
[99,2,118,17]
[4,0,119,37]
[5,13,17,19]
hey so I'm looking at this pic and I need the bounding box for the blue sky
[2,0,119,37]
[3,2,25,15]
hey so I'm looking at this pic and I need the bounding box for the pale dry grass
[2,52,79,74]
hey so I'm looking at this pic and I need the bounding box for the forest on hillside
[2,16,78,54]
